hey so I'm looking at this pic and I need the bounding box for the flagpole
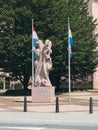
[68,17,71,102]
[32,19,35,88]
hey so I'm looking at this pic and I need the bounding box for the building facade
[0,68,10,89]
[89,0,98,89]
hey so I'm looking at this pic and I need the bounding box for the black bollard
[89,97,93,114]
[24,96,27,112]
[56,96,59,113]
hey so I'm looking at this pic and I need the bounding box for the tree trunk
[23,74,30,90]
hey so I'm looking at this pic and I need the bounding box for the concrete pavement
[0,90,98,127]
[0,112,98,125]
[0,90,98,113]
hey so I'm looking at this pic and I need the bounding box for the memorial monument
[32,39,55,103]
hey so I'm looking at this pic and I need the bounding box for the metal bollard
[24,96,27,112]
[56,96,59,113]
[89,97,93,114]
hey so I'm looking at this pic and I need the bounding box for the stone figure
[34,39,52,87]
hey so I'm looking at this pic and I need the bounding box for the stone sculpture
[34,39,52,87]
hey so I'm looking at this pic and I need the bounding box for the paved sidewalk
[0,112,98,125]
[0,90,98,113]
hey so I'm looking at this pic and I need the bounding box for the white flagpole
[32,19,34,88]
[68,17,71,102]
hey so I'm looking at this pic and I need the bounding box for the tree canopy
[0,0,98,89]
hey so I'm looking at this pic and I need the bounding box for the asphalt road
[0,123,98,130]
[0,112,98,130]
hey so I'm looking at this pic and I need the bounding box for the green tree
[66,0,98,78]
[0,0,32,89]
[0,0,97,90]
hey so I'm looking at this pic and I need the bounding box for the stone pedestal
[32,87,55,103]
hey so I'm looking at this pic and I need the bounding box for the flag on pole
[68,17,74,102]
[68,25,74,59]
[32,26,38,60]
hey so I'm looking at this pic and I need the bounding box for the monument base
[32,87,55,103]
